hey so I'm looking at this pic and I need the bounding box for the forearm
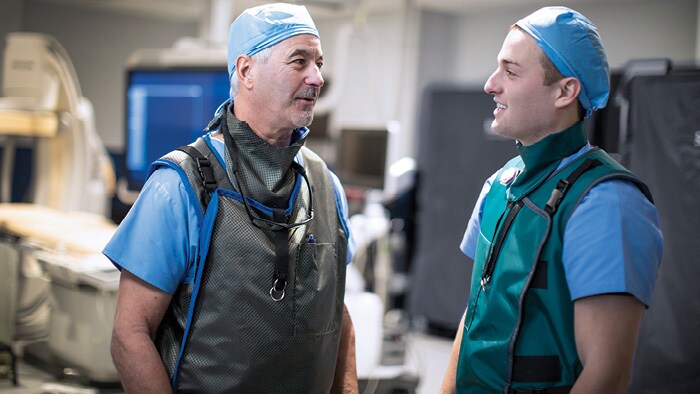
[111,330,172,393]
[111,270,174,393]
[439,312,466,394]
[331,305,358,394]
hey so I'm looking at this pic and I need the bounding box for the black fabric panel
[530,260,548,290]
[508,386,571,394]
[625,72,700,393]
[409,85,517,331]
[512,355,562,383]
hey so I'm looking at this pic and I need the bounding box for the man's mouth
[296,88,319,103]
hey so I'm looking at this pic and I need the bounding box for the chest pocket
[294,240,339,336]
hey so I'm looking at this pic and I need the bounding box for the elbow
[110,325,127,369]
[111,319,141,372]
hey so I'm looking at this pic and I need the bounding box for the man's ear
[236,55,254,90]
[554,77,581,109]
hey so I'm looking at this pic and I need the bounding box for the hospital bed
[0,203,119,384]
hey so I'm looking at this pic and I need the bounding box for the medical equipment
[116,40,228,204]
[123,66,229,192]
[0,204,119,383]
[0,32,115,215]
[337,125,392,193]
[0,32,119,385]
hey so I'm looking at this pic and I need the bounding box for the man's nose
[484,69,499,95]
[307,65,324,87]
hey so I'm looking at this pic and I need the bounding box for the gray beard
[292,110,314,128]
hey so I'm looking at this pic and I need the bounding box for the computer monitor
[335,125,389,190]
[124,67,230,191]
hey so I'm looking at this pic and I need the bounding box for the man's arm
[331,304,359,394]
[439,312,466,394]
[111,269,174,393]
[571,294,645,394]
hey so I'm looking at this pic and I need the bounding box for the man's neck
[520,110,581,146]
[232,100,292,147]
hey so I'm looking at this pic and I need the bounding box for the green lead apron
[456,124,652,393]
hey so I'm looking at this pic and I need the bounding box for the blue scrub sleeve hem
[102,250,176,295]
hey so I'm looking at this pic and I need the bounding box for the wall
[413,10,460,156]
[315,12,408,123]
[314,7,423,164]
[452,0,699,84]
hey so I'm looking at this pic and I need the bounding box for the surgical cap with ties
[515,6,610,118]
[227,3,319,80]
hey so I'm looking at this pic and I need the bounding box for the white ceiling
[33,0,647,21]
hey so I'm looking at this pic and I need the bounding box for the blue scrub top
[104,133,355,294]
[460,144,663,306]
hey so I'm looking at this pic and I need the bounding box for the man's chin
[489,122,501,136]
[292,112,314,128]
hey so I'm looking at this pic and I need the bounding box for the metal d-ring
[269,278,286,301]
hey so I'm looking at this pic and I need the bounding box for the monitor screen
[124,67,230,190]
[335,126,388,190]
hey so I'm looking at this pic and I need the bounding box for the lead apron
[456,149,652,393]
[154,137,347,393]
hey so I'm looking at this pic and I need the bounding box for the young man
[106,3,358,393]
[441,7,663,393]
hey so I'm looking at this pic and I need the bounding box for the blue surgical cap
[227,3,319,79]
[515,6,609,118]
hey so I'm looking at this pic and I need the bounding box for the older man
[106,3,358,393]
[441,7,662,394]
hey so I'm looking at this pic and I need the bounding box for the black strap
[216,105,297,302]
[544,159,602,216]
[177,145,217,207]
[512,355,561,383]
[481,200,524,290]
[270,208,289,301]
